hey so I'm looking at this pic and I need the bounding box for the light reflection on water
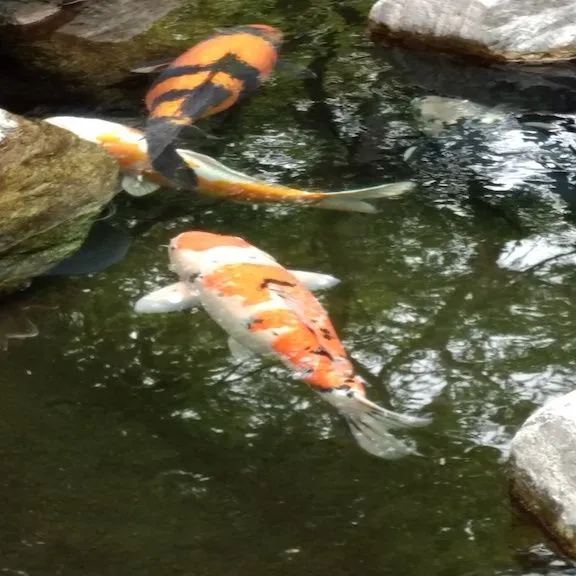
[3,2,576,575]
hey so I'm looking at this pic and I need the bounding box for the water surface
[2,1,576,574]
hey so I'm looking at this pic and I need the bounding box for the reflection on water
[3,1,576,575]
[498,232,576,274]
[0,298,39,351]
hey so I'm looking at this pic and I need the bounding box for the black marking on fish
[320,327,333,340]
[149,55,261,92]
[148,64,207,87]
[146,117,198,189]
[149,88,203,116]
[247,317,264,329]
[260,278,297,290]
[150,55,261,118]
[312,347,333,360]
[212,53,263,94]
[180,82,231,121]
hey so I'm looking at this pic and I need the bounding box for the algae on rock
[0,109,119,294]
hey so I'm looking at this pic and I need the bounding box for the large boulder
[368,0,576,63]
[508,390,576,559]
[0,108,118,294]
[0,0,193,113]
[0,0,183,42]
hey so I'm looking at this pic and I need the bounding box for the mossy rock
[0,109,119,294]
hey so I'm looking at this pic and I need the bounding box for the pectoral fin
[275,59,316,79]
[134,282,199,314]
[130,56,176,74]
[227,337,256,359]
[288,270,340,291]
[121,174,162,197]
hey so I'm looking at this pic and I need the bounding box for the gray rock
[0,0,183,42]
[407,95,576,217]
[0,109,118,294]
[57,0,184,43]
[508,390,576,559]
[368,0,576,62]
[0,0,191,110]
[7,2,60,27]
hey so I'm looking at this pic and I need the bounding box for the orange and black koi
[144,24,283,189]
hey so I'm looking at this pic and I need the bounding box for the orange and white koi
[134,231,430,458]
[44,116,415,213]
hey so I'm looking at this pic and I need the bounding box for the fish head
[168,231,253,279]
[45,116,141,144]
[45,116,148,170]
[97,133,148,171]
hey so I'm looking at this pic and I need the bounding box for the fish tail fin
[316,181,416,213]
[329,387,430,459]
[146,118,198,190]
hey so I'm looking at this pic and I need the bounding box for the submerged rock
[407,96,576,209]
[0,0,191,113]
[0,108,118,294]
[56,0,184,43]
[368,0,576,63]
[0,0,182,42]
[42,215,132,277]
[508,390,576,559]
[381,45,576,114]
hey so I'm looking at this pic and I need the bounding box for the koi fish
[44,116,415,212]
[45,116,166,197]
[134,231,430,458]
[143,24,284,189]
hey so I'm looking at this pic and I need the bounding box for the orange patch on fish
[194,178,326,203]
[97,133,171,185]
[96,134,145,168]
[171,231,251,252]
[202,261,347,360]
[170,32,278,74]
[202,263,297,305]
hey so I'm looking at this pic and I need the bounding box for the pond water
[3,1,576,575]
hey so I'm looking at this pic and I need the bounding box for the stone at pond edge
[368,0,576,63]
[0,108,118,294]
[0,0,191,112]
[508,390,576,559]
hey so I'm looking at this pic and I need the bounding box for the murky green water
[3,1,576,574]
